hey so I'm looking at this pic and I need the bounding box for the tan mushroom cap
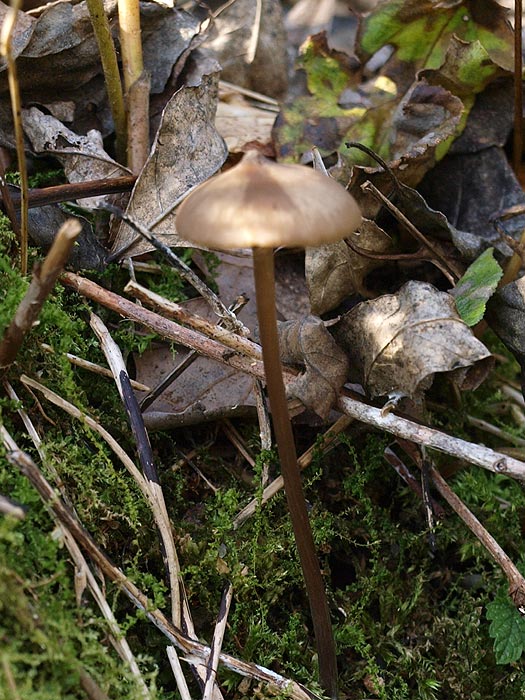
[175,150,362,250]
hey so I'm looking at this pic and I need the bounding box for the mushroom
[176,149,361,699]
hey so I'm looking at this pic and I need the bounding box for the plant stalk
[86,0,127,163]
[252,246,338,700]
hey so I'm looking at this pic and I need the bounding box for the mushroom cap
[175,150,362,249]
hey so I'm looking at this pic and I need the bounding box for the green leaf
[452,248,503,326]
[487,590,525,664]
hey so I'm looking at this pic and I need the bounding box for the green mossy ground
[2,235,525,699]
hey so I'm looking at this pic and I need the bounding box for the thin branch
[40,343,150,391]
[233,414,353,528]
[103,205,249,336]
[61,272,270,381]
[0,219,82,370]
[203,583,233,700]
[360,180,460,282]
[89,312,182,626]
[19,374,152,503]
[514,0,523,176]
[166,647,193,700]
[0,493,25,519]
[337,395,525,480]
[125,280,261,359]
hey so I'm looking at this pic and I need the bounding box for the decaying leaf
[111,73,228,258]
[202,0,288,98]
[136,341,258,429]
[306,219,392,315]
[451,248,503,327]
[23,107,130,208]
[278,315,350,419]
[331,280,493,400]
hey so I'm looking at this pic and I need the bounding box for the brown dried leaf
[279,315,350,419]
[215,90,276,153]
[22,107,130,208]
[306,219,392,315]
[331,281,493,399]
[111,73,228,258]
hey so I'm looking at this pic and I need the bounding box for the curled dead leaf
[278,315,350,419]
[331,280,493,400]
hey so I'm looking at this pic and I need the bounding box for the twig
[203,583,233,700]
[0,219,82,370]
[63,529,151,699]
[19,374,152,504]
[337,395,525,480]
[431,462,525,605]
[0,431,319,700]
[117,0,149,172]
[103,205,249,336]
[166,647,192,700]
[61,272,271,381]
[254,378,272,486]
[40,343,150,391]
[360,180,460,283]
[1,655,21,700]
[3,175,136,211]
[0,493,25,519]
[0,0,28,274]
[383,447,445,519]
[88,312,182,627]
[246,0,262,63]
[514,0,523,176]
[126,280,261,359]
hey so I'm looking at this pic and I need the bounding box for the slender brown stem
[4,175,136,211]
[252,247,338,700]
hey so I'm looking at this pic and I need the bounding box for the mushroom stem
[252,246,338,699]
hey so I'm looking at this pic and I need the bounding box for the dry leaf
[111,73,228,258]
[306,219,392,315]
[279,315,349,419]
[215,91,276,153]
[331,280,493,399]
[23,107,130,208]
